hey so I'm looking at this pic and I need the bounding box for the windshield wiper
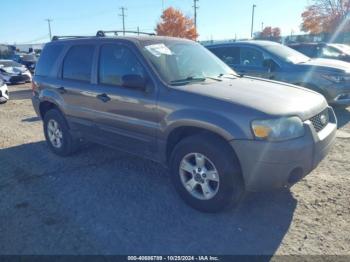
[170,76,221,85]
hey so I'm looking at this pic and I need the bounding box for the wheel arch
[162,110,247,164]
[164,124,240,166]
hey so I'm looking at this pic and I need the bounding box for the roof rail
[51,35,91,41]
[96,30,155,37]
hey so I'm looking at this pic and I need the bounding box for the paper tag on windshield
[145,44,173,57]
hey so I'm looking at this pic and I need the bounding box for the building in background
[14,43,45,53]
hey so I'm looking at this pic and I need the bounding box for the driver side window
[240,47,264,67]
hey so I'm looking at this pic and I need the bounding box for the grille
[310,109,329,133]
[9,75,29,84]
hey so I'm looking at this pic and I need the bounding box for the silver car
[207,41,350,107]
[0,60,32,84]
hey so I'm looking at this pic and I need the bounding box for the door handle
[58,87,66,94]
[96,93,111,102]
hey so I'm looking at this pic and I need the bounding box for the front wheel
[170,134,245,213]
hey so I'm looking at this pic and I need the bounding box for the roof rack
[96,30,155,37]
[51,30,155,42]
[51,35,91,41]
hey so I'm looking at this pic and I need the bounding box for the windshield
[0,60,23,67]
[142,41,237,85]
[265,44,310,64]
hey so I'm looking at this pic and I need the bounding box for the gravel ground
[0,84,349,256]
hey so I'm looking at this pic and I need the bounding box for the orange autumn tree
[255,26,281,42]
[156,7,198,40]
[301,0,350,34]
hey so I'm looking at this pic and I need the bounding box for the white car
[0,60,32,84]
[0,79,9,104]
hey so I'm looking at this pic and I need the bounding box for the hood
[1,66,27,75]
[300,58,350,73]
[176,77,327,121]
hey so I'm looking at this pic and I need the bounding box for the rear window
[62,45,94,82]
[35,44,64,77]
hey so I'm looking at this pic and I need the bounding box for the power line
[193,0,199,32]
[119,7,127,36]
[45,18,53,40]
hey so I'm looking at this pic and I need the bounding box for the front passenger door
[93,43,158,157]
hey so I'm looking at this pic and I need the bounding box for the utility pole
[193,0,199,32]
[119,7,127,36]
[250,4,256,38]
[261,22,264,31]
[45,18,53,40]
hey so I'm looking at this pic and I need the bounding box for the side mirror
[263,59,276,72]
[122,74,147,90]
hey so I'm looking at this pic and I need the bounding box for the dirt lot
[0,84,350,256]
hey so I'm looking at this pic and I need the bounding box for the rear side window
[99,44,145,86]
[210,46,240,65]
[62,45,95,82]
[35,44,64,77]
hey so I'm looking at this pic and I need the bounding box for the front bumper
[230,107,337,191]
[1,73,31,84]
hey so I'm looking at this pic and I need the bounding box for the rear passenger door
[58,44,98,135]
[92,43,158,156]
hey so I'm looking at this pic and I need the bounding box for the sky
[0,0,310,44]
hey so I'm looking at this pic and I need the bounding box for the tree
[301,0,350,34]
[261,26,273,38]
[255,26,281,42]
[272,27,281,38]
[156,7,198,40]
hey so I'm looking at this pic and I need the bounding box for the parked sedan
[0,79,9,104]
[0,60,32,84]
[206,41,350,107]
[288,42,350,63]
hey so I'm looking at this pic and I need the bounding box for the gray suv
[206,41,350,107]
[32,31,337,212]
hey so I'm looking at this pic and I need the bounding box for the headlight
[252,116,305,141]
[321,74,348,83]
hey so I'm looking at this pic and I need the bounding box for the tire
[43,108,79,156]
[170,133,244,213]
